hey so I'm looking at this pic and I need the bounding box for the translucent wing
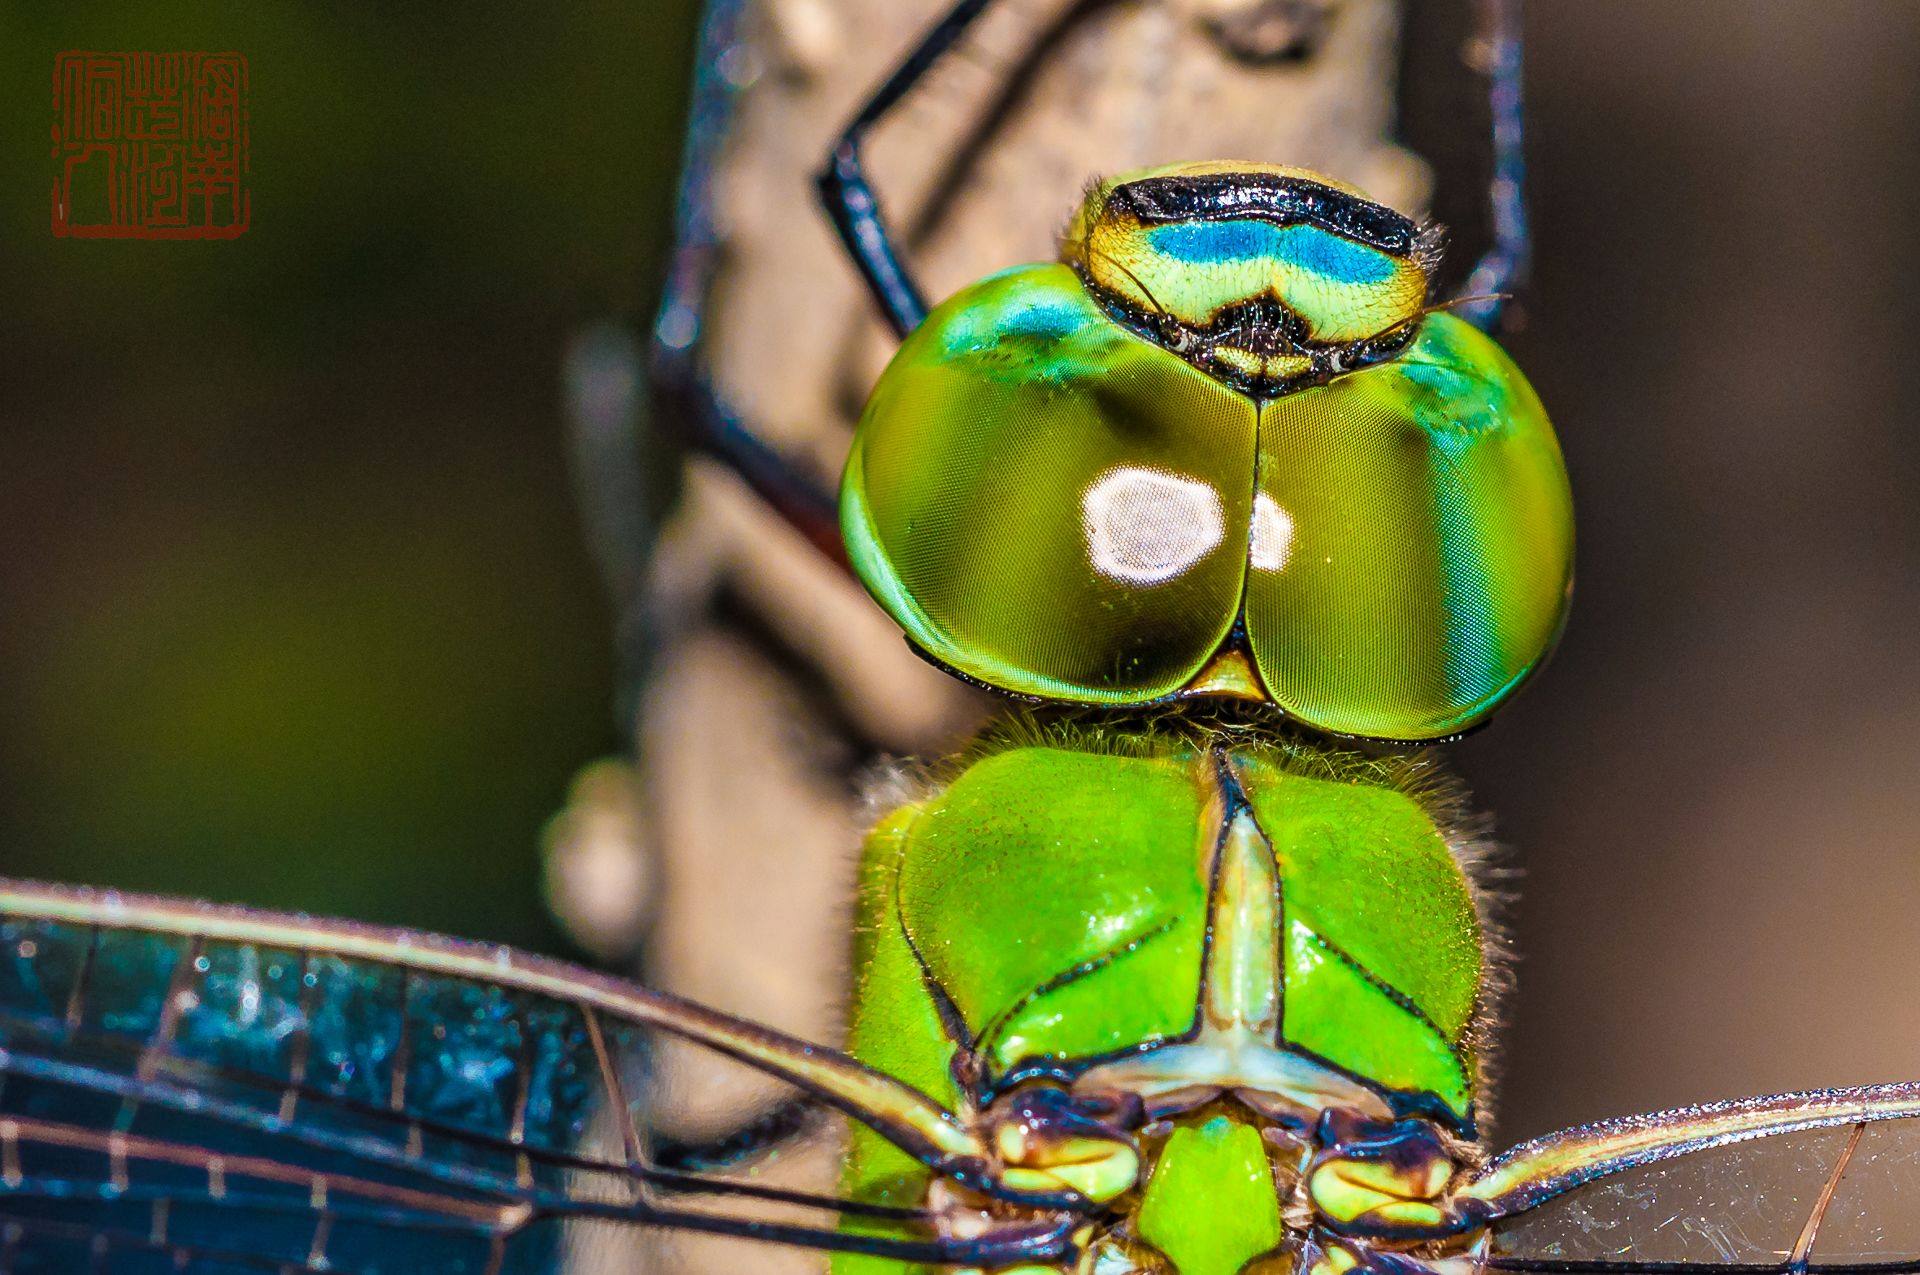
[0,878,1077,1274]
[1468,1084,1920,1274]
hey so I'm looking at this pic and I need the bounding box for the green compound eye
[1244,314,1573,738]
[842,264,1255,706]
[841,251,1572,743]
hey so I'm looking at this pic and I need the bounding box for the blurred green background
[2,1,698,950]
[5,0,1920,1146]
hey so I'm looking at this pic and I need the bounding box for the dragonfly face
[841,163,1574,741]
[1066,162,1438,394]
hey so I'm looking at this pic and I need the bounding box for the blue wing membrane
[0,882,1072,1274]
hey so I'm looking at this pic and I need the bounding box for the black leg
[816,0,1000,338]
[1455,0,1530,331]
[566,0,848,739]
[646,0,1011,562]
[646,0,845,566]
[649,1095,826,1174]
[649,365,847,568]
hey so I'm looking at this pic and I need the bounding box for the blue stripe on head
[1145,220,1397,286]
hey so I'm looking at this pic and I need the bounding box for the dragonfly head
[1062,161,1441,397]
[841,163,1571,740]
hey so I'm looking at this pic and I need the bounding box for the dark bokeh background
[1455,4,1920,1139]
[2,1,698,949]
[4,0,1919,1148]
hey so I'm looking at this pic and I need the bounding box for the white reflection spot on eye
[1249,492,1294,572]
[1082,465,1225,585]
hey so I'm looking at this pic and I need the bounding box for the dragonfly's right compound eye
[840,165,1573,742]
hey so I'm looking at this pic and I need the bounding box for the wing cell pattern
[1484,1087,1920,1275]
[0,882,1071,1274]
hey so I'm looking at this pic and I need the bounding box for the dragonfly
[6,2,1920,1273]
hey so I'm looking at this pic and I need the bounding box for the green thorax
[837,722,1489,1269]
[840,165,1573,743]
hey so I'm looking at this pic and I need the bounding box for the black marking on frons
[1108,173,1418,253]
[1080,278,1426,401]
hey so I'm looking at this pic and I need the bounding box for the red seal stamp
[51,51,250,239]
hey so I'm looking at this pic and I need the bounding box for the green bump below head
[1136,1116,1286,1275]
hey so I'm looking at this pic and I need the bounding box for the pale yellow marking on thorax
[1073,809,1392,1122]
[1202,808,1282,1036]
